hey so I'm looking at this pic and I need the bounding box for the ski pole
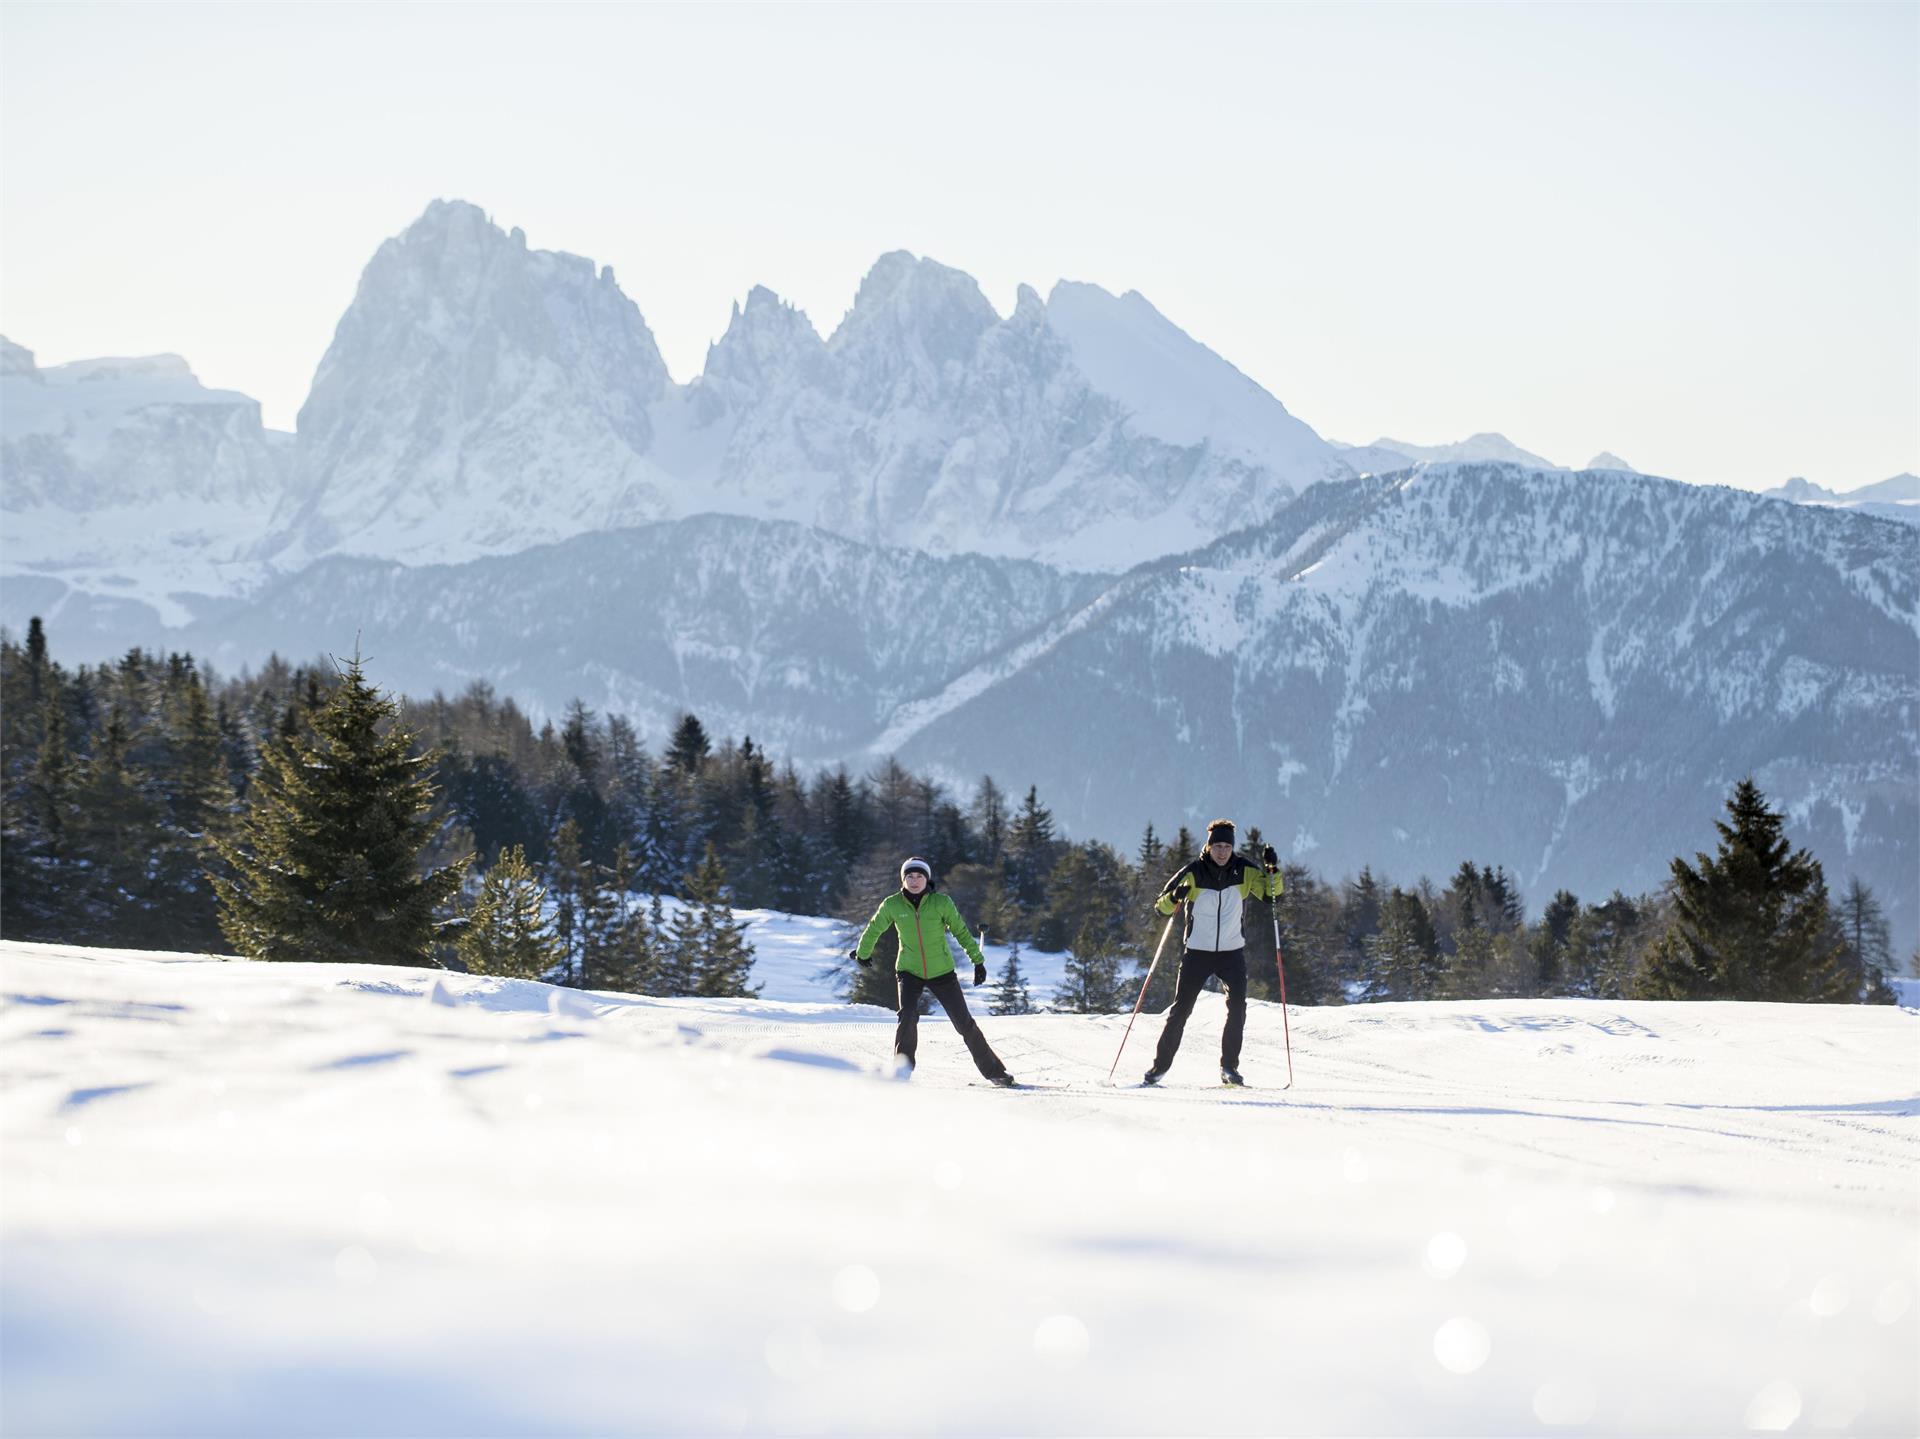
[1270,867,1295,1090]
[1106,905,1180,1085]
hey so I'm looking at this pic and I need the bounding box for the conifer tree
[1639,778,1847,1001]
[212,654,466,965]
[665,712,711,775]
[680,844,759,997]
[971,776,1008,867]
[1834,877,1894,1002]
[1006,785,1059,925]
[1362,889,1442,1001]
[73,711,167,944]
[1060,921,1125,1013]
[989,941,1036,1015]
[458,845,562,980]
[153,674,236,949]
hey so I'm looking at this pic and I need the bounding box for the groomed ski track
[3,940,1915,1437]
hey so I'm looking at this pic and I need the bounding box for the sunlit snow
[3,938,1914,1436]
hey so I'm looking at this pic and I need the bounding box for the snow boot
[1221,1067,1245,1087]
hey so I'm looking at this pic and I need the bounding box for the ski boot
[1221,1067,1245,1087]
[1142,1067,1166,1087]
[990,1074,1018,1088]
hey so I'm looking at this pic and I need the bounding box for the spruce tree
[153,674,236,949]
[1640,778,1847,1002]
[971,775,1008,866]
[1835,877,1894,1002]
[1006,785,1059,925]
[989,941,1036,1015]
[212,654,465,965]
[681,844,759,998]
[458,845,562,980]
[1061,921,1125,1013]
[665,712,711,775]
[1362,889,1442,1001]
[72,711,167,945]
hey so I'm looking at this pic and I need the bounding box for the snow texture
[3,939,1915,1436]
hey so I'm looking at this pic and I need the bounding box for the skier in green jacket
[850,857,1016,1086]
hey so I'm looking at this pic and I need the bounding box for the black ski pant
[895,970,1009,1080]
[1152,946,1248,1073]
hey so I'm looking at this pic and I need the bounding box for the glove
[1262,844,1279,871]
[851,947,871,969]
[973,963,987,987]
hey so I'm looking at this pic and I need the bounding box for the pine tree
[458,845,562,980]
[1006,785,1059,925]
[971,775,1008,867]
[1834,877,1894,1002]
[152,673,236,949]
[989,941,1036,1015]
[212,653,466,965]
[1060,921,1125,1013]
[681,844,759,998]
[1640,778,1848,1002]
[1362,889,1442,1001]
[665,712,711,775]
[72,711,167,945]
[1137,822,1164,872]
[1532,889,1580,995]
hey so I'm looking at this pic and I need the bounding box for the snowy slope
[3,940,1915,1437]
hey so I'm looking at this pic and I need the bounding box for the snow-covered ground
[3,939,1915,1437]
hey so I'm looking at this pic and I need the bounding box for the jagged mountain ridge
[281,200,1353,573]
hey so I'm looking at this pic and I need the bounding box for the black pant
[896,971,1008,1080]
[1152,947,1248,1073]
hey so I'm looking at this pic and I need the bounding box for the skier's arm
[1155,868,1195,916]
[854,899,896,962]
[943,899,986,968]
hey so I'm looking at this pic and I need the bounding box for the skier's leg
[1219,949,1249,1071]
[1151,952,1210,1073]
[894,972,925,1069]
[927,973,1010,1080]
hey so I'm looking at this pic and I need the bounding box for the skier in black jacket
[1146,818,1281,1086]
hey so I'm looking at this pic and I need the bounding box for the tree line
[1,621,1904,1009]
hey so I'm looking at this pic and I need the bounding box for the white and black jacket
[1155,854,1281,953]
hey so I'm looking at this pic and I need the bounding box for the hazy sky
[2,2,1914,489]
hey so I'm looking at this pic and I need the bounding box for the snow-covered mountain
[1585,451,1636,472]
[888,464,1919,944]
[273,199,678,569]
[0,338,291,622]
[161,515,1108,753]
[90,462,1919,953]
[276,201,1353,573]
[1357,432,1564,470]
[1763,472,1920,526]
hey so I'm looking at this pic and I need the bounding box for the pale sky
[2,2,1914,490]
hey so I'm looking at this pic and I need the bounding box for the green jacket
[857,890,985,980]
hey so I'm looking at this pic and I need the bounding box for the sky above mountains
[2,2,1913,492]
